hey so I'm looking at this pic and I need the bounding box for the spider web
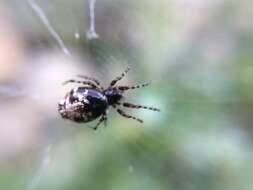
[0,1,252,190]
[22,0,163,188]
[24,1,100,189]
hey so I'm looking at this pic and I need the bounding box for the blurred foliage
[0,0,253,190]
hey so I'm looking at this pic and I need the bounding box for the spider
[58,67,160,130]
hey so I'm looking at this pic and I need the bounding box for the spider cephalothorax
[103,87,123,105]
[58,67,160,130]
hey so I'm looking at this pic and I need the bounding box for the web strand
[27,0,70,55]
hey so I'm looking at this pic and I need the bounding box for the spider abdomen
[58,87,108,123]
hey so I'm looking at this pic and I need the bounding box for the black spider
[58,67,160,130]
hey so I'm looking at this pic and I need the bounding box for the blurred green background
[0,0,253,190]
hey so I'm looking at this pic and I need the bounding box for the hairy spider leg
[93,112,107,130]
[77,75,104,90]
[62,79,99,90]
[110,66,130,87]
[116,108,143,123]
[112,105,143,123]
[122,102,160,111]
[117,82,150,91]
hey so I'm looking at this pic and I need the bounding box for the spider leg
[62,79,99,90]
[103,110,108,127]
[77,75,104,90]
[112,105,143,123]
[122,102,160,111]
[117,82,150,91]
[93,112,107,130]
[110,66,130,87]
